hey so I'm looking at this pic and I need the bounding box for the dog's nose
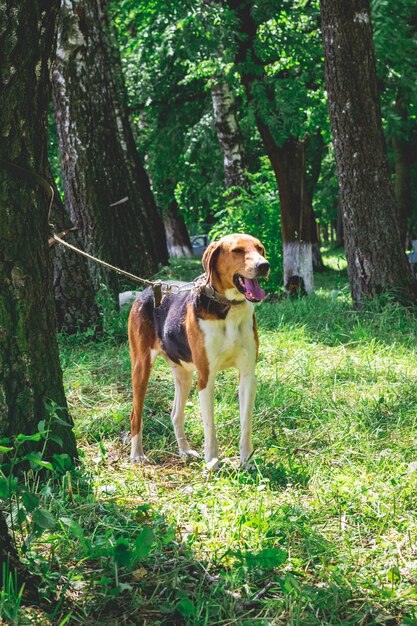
[256,260,270,276]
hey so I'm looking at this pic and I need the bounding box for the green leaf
[22,491,40,512]
[176,598,195,618]
[49,434,63,447]
[387,566,401,583]
[0,478,9,499]
[16,432,42,443]
[52,454,72,472]
[113,538,132,566]
[245,547,288,570]
[32,508,57,529]
[37,420,46,433]
[132,526,154,564]
[0,445,13,453]
[60,516,84,540]
[25,453,53,471]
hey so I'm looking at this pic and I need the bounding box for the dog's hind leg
[170,366,199,458]
[128,302,156,463]
[130,349,154,462]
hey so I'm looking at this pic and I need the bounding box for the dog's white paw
[180,448,200,459]
[240,460,256,471]
[206,457,219,471]
[130,454,148,464]
[240,451,255,470]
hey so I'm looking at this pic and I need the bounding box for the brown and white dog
[128,233,269,468]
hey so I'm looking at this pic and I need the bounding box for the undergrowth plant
[4,250,417,624]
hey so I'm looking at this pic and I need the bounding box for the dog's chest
[198,305,256,370]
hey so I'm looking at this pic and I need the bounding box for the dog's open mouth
[233,274,266,302]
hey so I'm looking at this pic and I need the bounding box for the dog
[128,233,269,468]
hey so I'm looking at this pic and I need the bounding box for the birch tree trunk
[0,0,77,457]
[211,78,248,193]
[320,0,417,304]
[52,0,168,293]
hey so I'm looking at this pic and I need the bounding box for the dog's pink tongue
[243,278,265,302]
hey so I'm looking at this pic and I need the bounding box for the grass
[4,249,417,625]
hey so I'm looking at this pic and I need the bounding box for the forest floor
[6,249,417,625]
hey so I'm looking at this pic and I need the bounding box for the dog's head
[202,234,269,303]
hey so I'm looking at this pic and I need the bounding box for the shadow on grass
[45,463,407,626]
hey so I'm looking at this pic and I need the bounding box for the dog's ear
[202,241,221,283]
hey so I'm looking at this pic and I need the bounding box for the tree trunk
[164,199,193,258]
[263,134,315,292]
[210,78,248,193]
[49,177,99,332]
[392,134,412,246]
[336,202,344,248]
[320,0,417,304]
[226,0,319,292]
[51,0,168,293]
[392,91,416,246]
[0,0,77,457]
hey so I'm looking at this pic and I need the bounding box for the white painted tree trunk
[283,242,314,294]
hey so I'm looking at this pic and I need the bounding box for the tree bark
[51,0,168,293]
[164,199,193,258]
[262,133,315,292]
[49,177,99,332]
[0,0,77,456]
[210,78,248,193]
[320,0,417,304]
[392,92,417,246]
[225,0,320,292]
[336,202,344,248]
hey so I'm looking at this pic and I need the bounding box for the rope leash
[0,157,245,308]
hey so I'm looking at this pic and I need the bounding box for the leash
[0,157,244,308]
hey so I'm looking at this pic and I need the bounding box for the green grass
[5,249,417,625]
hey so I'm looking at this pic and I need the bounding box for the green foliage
[313,144,339,226]
[96,283,131,341]
[0,413,72,544]
[253,0,327,144]
[39,253,417,624]
[110,0,329,233]
[372,0,417,134]
[0,564,24,625]
[210,158,283,289]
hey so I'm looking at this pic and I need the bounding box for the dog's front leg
[238,370,257,466]
[198,376,219,468]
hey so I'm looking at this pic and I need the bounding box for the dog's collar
[196,282,246,307]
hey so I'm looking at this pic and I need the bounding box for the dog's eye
[232,247,244,254]
[256,245,265,255]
